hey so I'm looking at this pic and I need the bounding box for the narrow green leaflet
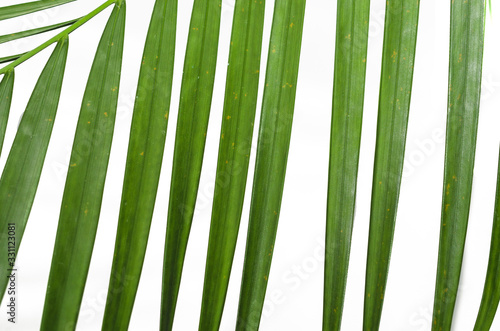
[102,0,177,329]
[0,54,25,65]
[0,38,68,300]
[0,18,79,45]
[364,1,419,330]
[40,3,125,330]
[474,148,500,330]
[199,0,266,329]
[432,1,485,329]
[0,71,14,155]
[236,1,306,329]
[0,0,75,21]
[160,0,222,329]
[323,0,370,330]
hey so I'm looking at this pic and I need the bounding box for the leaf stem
[0,0,117,75]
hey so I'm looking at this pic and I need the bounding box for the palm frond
[363,1,420,329]
[102,0,177,329]
[40,3,126,330]
[432,0,485,329]
[323,0,370,329]
[236,0,306,329]
[0,18,79,45]
[0,0,75,21]
[160,0,222,329]
[0,54,25,65]
[0,38,68,301]
[199,0,266,329]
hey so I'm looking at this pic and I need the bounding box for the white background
[1,0,500,330]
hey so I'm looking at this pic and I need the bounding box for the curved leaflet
[236,0,306,329]
[160,0,222,329]
[432,1,485,329]
[199,0,266,329]
[41,3,126,330]
[0,39,68,301]
[323,0,370,329]
[102,0,177,329]
[364,1,420,329]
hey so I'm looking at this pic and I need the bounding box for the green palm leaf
[199,0,266,329]
[102,0,177,329]
[0,18,79,45]
[323,0,370,329]
[40,3,125,330]
[0,54,25,65]
[474,148,500,330]
[236,0,306,329]
[0,0,75,21]
[432,1,485,329]
[0,71,14,155]
[0,38,68,301]
[363,1,419,330]
[160,0,222,329]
